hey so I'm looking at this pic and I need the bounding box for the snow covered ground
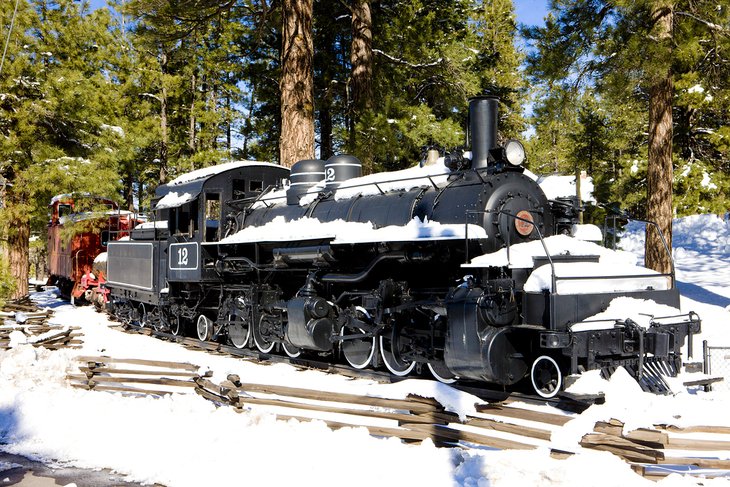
[1,214,730,487]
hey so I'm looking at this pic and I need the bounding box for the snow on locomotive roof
[464,234,637,269]
[168,160,285,186]
[217,216,487,245]
[154,191,196,210]
[250,159,452,209]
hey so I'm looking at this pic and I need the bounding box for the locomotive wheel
[196,315,214,342]
[253,316,276,354]
[170,315,184,336]
[137,303,148,327]
[427,362,457,384]
[530,355,563,399]
[379,332,415,377]
[341,325,376,370]
[228,314,250,349]
[282,342,301,358]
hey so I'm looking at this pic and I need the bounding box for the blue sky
[514,0,549,27]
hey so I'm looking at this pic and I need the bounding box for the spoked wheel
[196,314,214,342]
[253,315,276,354]
[427,361,457,384]
[379,328,415,377]
[282,342,301,358]
[227,313,250,349]
[170,315,185,337]
[530,355,563,399]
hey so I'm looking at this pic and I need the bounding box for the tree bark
[279,0,315,168]
[351,0,373,112]
[159,50,169,184]
[645,4,673,275]
[6,188,29,299]
[350,0,374,172]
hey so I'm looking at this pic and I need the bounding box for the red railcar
[47,194,139,302]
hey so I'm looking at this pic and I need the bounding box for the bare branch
[372,49,442,68]
[676,11,730,36]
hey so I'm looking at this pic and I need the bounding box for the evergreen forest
[0,0,728,298]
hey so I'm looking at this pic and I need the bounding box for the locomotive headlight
[505,139,526,166]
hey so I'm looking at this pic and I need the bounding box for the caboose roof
[153,161,288,210]
[167,161,283,186]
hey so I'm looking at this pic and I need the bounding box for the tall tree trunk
[280,0,315,168]
[351,0,373,112]
[350,0,373,172]
[124,172,134,211]
[319,98,333,160]
[6,187,29,299]
[189,72,197,156]
[645,4,673,274]
[159,51,169,184]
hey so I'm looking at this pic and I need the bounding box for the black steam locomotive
[103,97,699,397]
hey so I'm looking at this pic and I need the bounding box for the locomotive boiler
[103,97,699,398]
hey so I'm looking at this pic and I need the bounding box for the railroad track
[66,352,730,482]
[118,323,601,413]
[0,297,82,350]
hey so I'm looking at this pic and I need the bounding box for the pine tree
[524,0,730,273]
[0,0,121,298]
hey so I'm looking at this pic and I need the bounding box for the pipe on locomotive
[468,96,499,170]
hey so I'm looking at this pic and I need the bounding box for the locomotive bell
[324,155,362,190]
[469,96,499,170]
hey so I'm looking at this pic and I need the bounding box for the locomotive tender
[104,97,699,397]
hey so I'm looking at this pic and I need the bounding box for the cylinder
[469,96,499,169]
[286,159,325,205]
[324,155,362,190]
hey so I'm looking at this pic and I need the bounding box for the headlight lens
[505,139,526,166]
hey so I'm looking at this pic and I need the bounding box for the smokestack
[469,96,499,169]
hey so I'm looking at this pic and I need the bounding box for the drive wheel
[253,315,276,353]
[427,361,457,384]
[341,326,376,370]
[282,342,301,358]
[196,314,214,342]
[379,328,415,377]
[530,355,563,399]
[228,313,250,349]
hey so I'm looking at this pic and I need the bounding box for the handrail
[462,210,675,296]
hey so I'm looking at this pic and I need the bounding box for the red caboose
[47,193,139,302]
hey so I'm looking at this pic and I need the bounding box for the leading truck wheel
[530,355,563,399]
[196,315,214,342]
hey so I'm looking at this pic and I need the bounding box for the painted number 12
[177,247,189,266]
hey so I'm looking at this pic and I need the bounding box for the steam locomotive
[102,97,699,398]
